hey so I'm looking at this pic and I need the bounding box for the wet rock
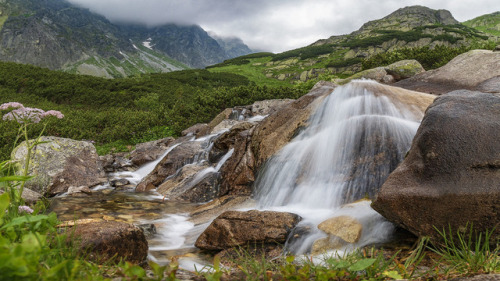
[318,216,363,243]
[209,122,254,164]
[311,236,346,256]
[138,223,157,239]
[339,67,387,84]
[396,50,500,94]
[136,141,203,192]
[252,81,335,167]
[67,186,93,196]
[207,108,233,132]
[211,119,240,134]
[219,127,256,195]
[11,137,104,196]
[181,123,209,137]
[372,90,500,242]
[190,195,255,225]
[70,221,148,264]
[195,210,302,250]
[129,137,174,166]
[157,163,220,203]
[110,178,130,188]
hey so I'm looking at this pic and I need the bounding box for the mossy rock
[384,59,425,80]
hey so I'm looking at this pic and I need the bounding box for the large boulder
[372,90,500,242]
[11,137,103,196]
[384,59,425,80]
[251,81,335,166]
[195,210,302,250]
[69,221,148,264]
[396,50,500,94]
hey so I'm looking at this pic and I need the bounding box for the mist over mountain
[0,0,253,77]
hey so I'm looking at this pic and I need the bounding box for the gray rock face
[396,50,500,94]
[11,136,103,196]
[195,210,302,250]
[372,90,500,242]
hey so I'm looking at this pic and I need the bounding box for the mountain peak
[358,5,459,33]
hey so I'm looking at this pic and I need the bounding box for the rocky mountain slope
[0,0,252,77]
[464,11,500,36]
[209,6,497,84]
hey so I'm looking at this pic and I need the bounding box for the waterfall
[254,80,427,254]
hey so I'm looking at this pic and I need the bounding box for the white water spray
[254,80,426,254]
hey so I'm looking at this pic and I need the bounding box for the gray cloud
[67,0,500,52]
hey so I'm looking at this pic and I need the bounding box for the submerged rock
[70,221,148,264]
[11,136,103,196]
[318,216,363,243]
[195,210,302,250]
[372,90,500,242]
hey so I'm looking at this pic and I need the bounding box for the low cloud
[67,0,500,52]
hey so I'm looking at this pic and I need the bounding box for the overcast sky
[67,0,500,53]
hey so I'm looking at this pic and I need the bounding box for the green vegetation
[0,61,302,160]
[362,41,498,70]
[198,228,499,280]
[0,119,179,280]
[464,12,500,36]
[271,44,335,61]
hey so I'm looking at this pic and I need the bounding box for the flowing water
[254,80,424,254]
[50,80,427,267]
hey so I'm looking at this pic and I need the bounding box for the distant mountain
[463,12,500,36]
[208,5,496,84]
[0,0,253,77]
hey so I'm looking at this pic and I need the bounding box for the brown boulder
[372,90,500,242]
[70,221,148,264]
[218,126,256,196]
[251,81,335,166]
[396,50,500,94]
[136,141,203,192]
[181,123,209,137]
[195,210,301,250]
[129,137,174,166]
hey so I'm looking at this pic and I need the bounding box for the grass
[198,226,499,281]
[207,56,292,87]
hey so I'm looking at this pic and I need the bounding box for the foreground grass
[197,231,499,281]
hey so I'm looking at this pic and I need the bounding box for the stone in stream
[11,136,104,197]
[372,90,500,243]
[318,216,363,244]
[136,141,203,192]
[68,221,148,264]
[129,137,174,166]
[195,210,302,250]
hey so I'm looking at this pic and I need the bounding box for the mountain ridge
[0,0,253,77]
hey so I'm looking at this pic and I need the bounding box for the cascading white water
[254,80,425,254]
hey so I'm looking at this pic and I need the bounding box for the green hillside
[464,12,500,36]
[0,62,302,160]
